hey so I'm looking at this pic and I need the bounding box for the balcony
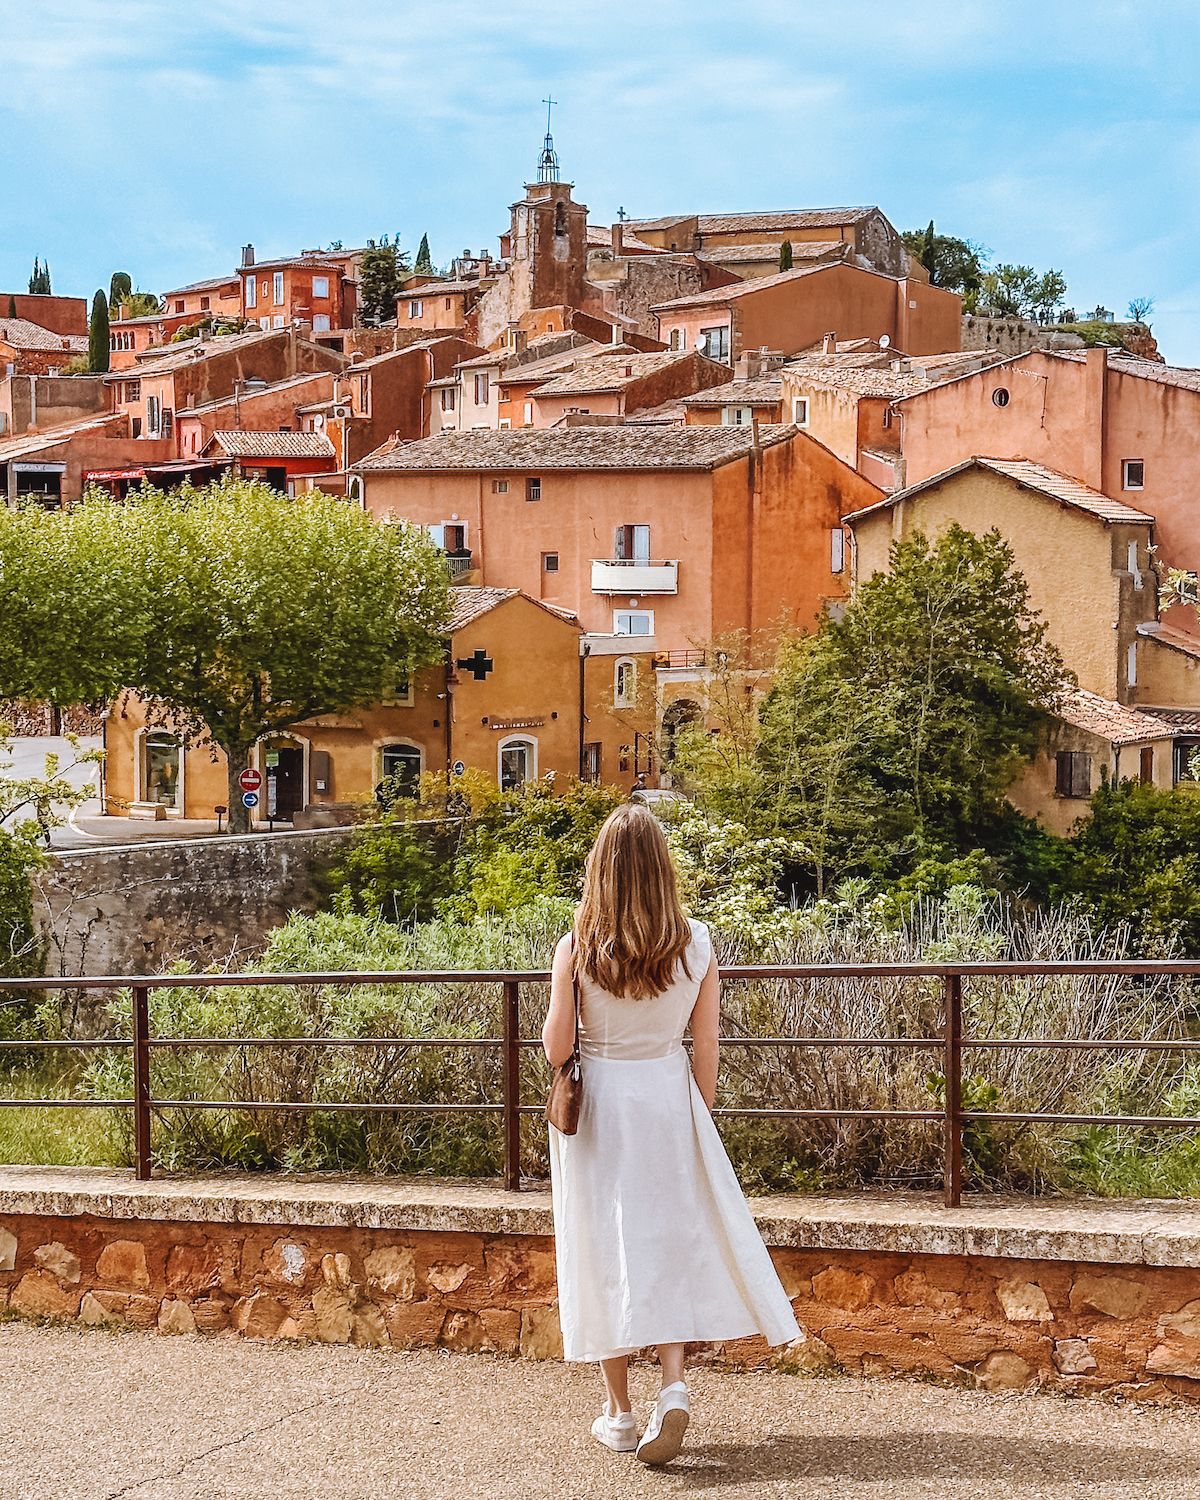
[590,559,679,595]
[445,550,475,582]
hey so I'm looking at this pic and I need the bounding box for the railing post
[502,980,521,1192]
[943,973,963,1208]
[132,984,152,1181]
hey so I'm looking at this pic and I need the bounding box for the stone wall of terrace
[3,1170,1200,1401]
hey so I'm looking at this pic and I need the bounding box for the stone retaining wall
[3,1172,1200,1401]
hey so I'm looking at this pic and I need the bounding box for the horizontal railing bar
[0,1039,132,1049]
[4,960,1200,992]
[150,1100,503,1114]
[0,1098,134,1109]
[962,1111,1200,1128]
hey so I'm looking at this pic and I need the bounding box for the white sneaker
[636,1381,690,1465]
[591,1402,638,1453]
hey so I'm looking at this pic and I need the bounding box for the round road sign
[238,768,263,792]
[452,760,466,776]
[241,790,260,809]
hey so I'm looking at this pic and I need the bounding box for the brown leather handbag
[545,950,583,1134]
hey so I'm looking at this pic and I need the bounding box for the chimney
[822,330,837,355]
[1083,344,1108,489]
[611,223,624,257]
[241,243,255,267]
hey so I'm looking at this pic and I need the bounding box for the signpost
[241,791,259,811]
[238,768,262,793]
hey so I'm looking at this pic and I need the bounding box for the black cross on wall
[456,648,494,680]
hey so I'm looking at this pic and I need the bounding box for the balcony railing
[655,649,707,670]
[5,962,1200,1204]
[445,551,474,580]
[590,558,679,595]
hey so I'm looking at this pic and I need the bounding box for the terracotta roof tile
[1054,688,1184,745]
[530,351,707,397]
[446,586,578,633]
[1137,622,1200,662]
[681,376,783,406]
[357,423,799,473]
[651,264,836,313]
[205,430,336,459]
[1051,349,1200,393]
[0,319,86,353]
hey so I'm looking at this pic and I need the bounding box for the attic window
[992,387,1010,407]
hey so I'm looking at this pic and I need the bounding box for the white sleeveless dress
[547,918,801,1362]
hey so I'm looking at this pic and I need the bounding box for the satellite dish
[878,334,891,349]
[694,336,708,352]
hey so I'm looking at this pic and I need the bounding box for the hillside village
[3,129,1198,836]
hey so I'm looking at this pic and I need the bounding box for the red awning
[82,469,145,482]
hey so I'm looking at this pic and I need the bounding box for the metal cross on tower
[537,97,560,183]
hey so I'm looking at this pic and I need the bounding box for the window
[499,735,537,791]
[614,609,654,635]
[792,397,809,427]
[146,395,161,435]
[614,658,637,708]
[722,406,752,426]
[526,477,542,501]
[614,523,650,562]
[498,418,511,429]
[830,528,846,574]
[441,388,457,412]
[1127,641,1138,686]
[273,271,284,305]
[141,731,181,808]
[1174,741,1200,784]
[474,372,490,405]
[992,387,1010,407]
[173,300,184,314]
[882,407,893,429]
[312,314,330,333]
[124,381,141,402]
[445,297,452,311]
[1123,459,1145,490]
[523,402,533,424]
[245,276,256,309]
[701,325,730,363]
[1055,750,1092,799]
[408,300,423,319]
[312,275,329,299]
[542,552,559,572]
[381,670,414,707]
[491,478,508,493]
[200,296,210,312]
[1140,746,1155,785]
[378,743,422,801]
[272,315,285,330]
[259,316,271,330]
[554,200,567,237]
[668,328,683,351]
[582,743,602,783]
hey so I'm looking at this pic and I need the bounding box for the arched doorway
[660,699,703,783]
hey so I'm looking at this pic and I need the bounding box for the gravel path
[4,1322,1200,1499]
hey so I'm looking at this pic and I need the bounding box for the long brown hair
[574,803,692,1000]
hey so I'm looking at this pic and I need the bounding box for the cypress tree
[415,233,433,273]
[779,240,793,271]
[5,296,15,319]
[28,258,40,294]
[88,290,110,373]
[109,271,132,314]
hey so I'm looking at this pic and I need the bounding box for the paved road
[3,1324,1200,1499]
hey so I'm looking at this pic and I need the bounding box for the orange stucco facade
[896,349,1200,580]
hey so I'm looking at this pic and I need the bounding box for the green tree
[108,272,132,314]
[120,291,162,319]
[5,296,15,319]
[358,235,410,324]
[779,239,793,271]
[87,290,110,373]
[901,223,986,299]
[0,482,451,834]
[28,258,52,295]
[415,233,434,274]
[757,526,1068,881]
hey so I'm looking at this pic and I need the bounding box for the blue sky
[3,0,1198,361]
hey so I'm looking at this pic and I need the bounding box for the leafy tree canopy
[0,481,451,832]
[902,222,1066,318]
[108,272,132,313]
[359,234,411,324]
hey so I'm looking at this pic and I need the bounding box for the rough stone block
[996,1278,1054,1323]
[192,1298,233,1336]
[262,1239,310,1287]
[440,1310,486,1351]
[1053,1338,1098,1375]
[96,1240,150,1290]
[0,1226,16,1273]
[364,1246,416,1300]
[386,1299,447,1349]
[812,1267,875,1312]
[319,1252,354,1292]
[34,1242,81,1285]
[519,1302,563,1360]
[772,1331,837,1374]
[479,1306,522,1354]
[312,1286,354,1344]
[427,1261,474,1295]
[165,1243,224,1292]
[232,1292,290,1341]
[10,1271,78,1320]
[975,1351,1035,1391]
[893,1268,958,1311]
[158,1299,197,1336]
[79,1292,122,1326]
[1069,1274,1150,1320]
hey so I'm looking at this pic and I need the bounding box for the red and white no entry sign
[238,768,263,792]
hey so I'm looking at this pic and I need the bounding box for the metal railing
[2,961,1200,1207]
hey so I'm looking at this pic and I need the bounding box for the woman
[542,803,800,1466]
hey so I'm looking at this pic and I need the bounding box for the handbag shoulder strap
[569,932,581,1057]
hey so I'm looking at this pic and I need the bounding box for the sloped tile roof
[784,351,1001,400]
[0,318,86,352]
[446,586,578,633]
[1050,349,1200,393]
[1054,687,1184,745]
[530,351,704,397]
[682,376,783,407]
[161,274,240,297]
[0,413,125,462]
[628,207,877,235]
[102,327,288,381]
[357,423,799,472]
[206,430,336,459]
[396,279,490,299]
[1137,622,1200,662]
[699,240,850,267]
[843,457,1156,526]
